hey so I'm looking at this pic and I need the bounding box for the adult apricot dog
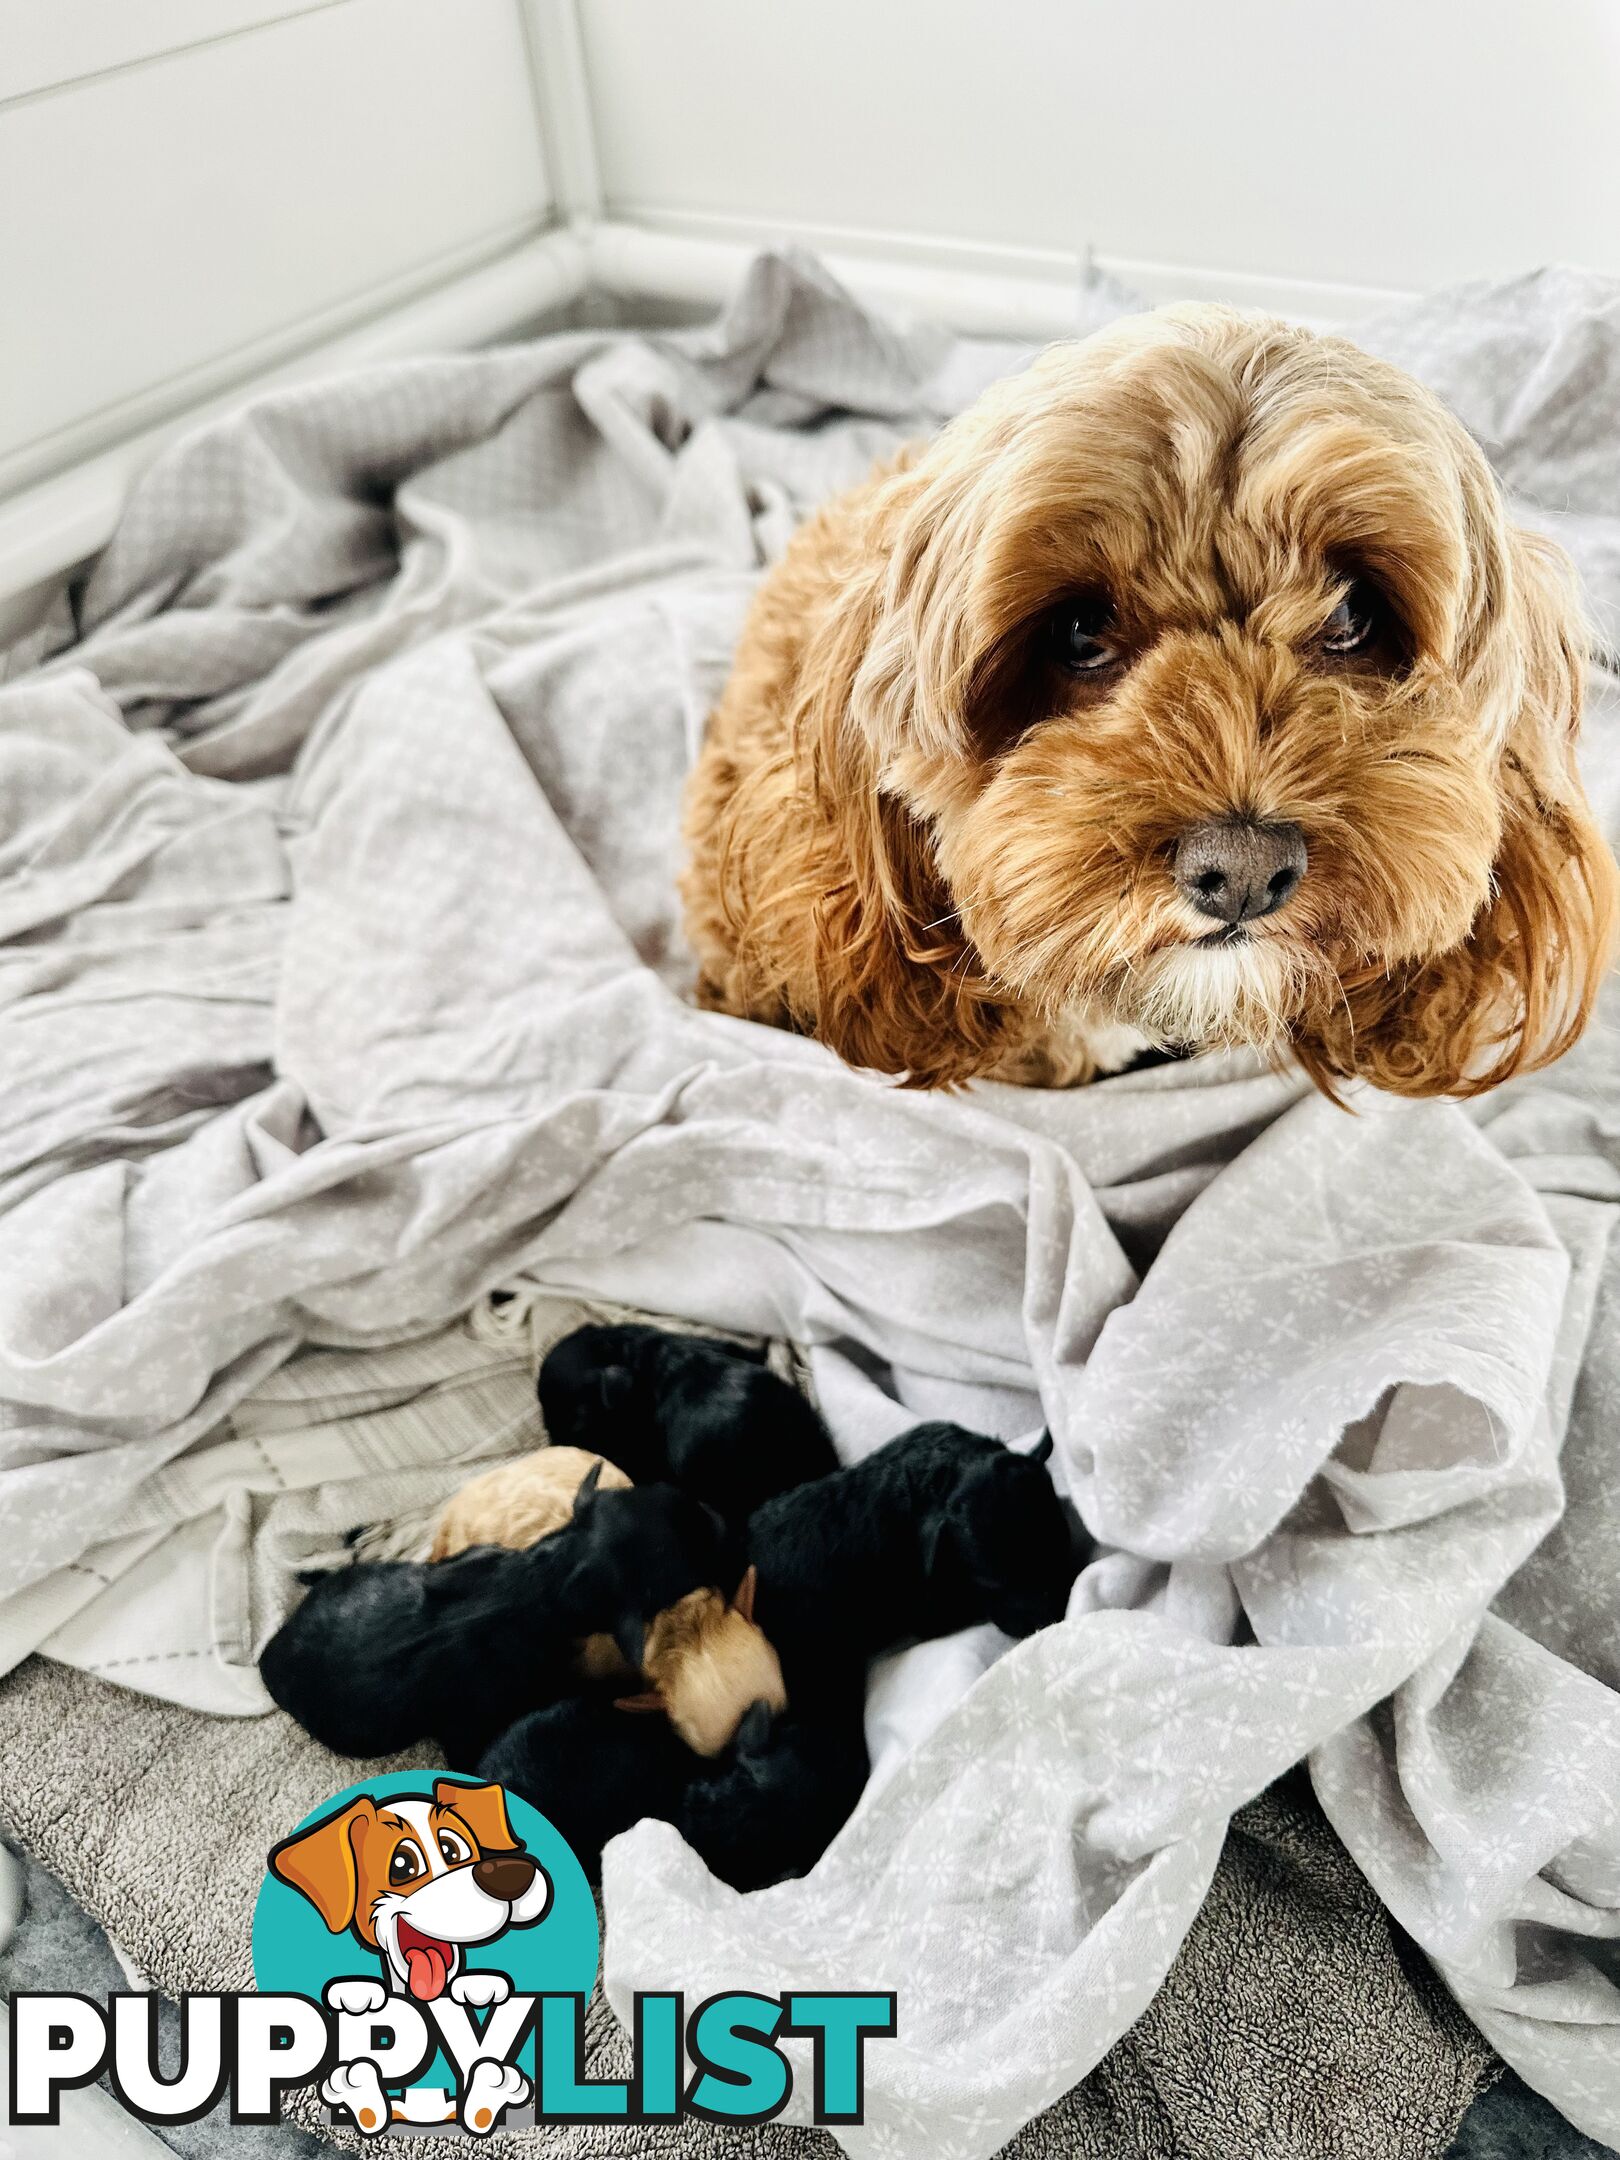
[684,306,1615,1095]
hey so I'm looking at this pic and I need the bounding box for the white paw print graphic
[323,1978,388,2018]
[460,2059,530,2135]
[321,2060,389,2137]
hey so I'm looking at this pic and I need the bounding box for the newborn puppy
[538,1323,838,1522]
[429,1445,632,1560]
[480,1693,867,1891]
[260,1470,732,1765]
[746,1425,1081,1694]
[677,1698,870,1892]
[478,1696,695,1881]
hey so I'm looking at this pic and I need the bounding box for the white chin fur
[1129,937,1302,1049]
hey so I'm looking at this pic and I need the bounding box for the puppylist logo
[8,1772,896,2137]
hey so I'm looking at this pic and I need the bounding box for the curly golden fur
[682,305,1617,1096]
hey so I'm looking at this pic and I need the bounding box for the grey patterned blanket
[1,255,1618,2159]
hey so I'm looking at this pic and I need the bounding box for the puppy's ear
[733,1699,775,1755]
[615,1613,647,1672]
[731,1565,758,1624]
[918,1462,1006,1590]
[571,1459,605,1514]
[434,1778,518,1855]
[1305,529,1617,1098]
[915,1509,954,1587]
[596,1367,635,1420]
[268,1797,375,1933]
[1029,1431,1054,1466]
[613,1691,667,1716]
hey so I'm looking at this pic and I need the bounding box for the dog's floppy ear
[1304,528,1617,1098]
[268,1796,375,1932]
[705,453,1023,1091]
[801,721,1020,1087]
[731,1565,758,1624]
[435,1778,518,1853]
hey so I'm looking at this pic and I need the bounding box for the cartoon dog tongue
[398,1924,452,2001]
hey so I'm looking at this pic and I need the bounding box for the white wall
[0,0,552,497]
[579,0,1620,311]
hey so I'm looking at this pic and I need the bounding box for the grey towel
[0,1654,1493,2159]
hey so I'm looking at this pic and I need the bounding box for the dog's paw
[322,2060,390,2137]
[460,2059,529,2135]
[324,1977,388,2018]
[448,1970,510,2009]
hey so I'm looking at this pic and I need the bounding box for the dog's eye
[437,1831,471,1866]
[1319,581,1379,655]
[388,1842,425,1885]
[1051,596,1120,675]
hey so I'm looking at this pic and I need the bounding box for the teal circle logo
[252,1771,597,2131]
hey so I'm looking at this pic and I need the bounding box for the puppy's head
[537,1325,642,1450]
[564,1472,734,1643]
[815,306,1616,1095]
[920,1438,1079,1639]
[619,1571,787,1757]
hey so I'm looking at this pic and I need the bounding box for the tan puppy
[428,1450,785,1754]
[616,1570,787,1757]
[683,305,1616,1095]
[428,1446,631,1560]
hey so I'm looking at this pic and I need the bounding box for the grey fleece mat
[0,1654,1494,2159]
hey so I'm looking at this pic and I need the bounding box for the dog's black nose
[473,1850,536,1900]
[1174,819,1306,925]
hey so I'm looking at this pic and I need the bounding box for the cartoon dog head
[269,1780,552,2002]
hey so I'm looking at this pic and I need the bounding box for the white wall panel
[0,0,551,487]
[0,0,350,101]
[578,0,1620,302]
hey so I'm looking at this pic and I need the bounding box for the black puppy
[478,1696,695,1881]
[260,1470,732,1765]
[745,1424,1082,1697]
[480,1695,869,1892]
[678,1698,869,1892]
[539,1323,838,1523]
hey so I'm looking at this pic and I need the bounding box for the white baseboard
[592,204,1415,330]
